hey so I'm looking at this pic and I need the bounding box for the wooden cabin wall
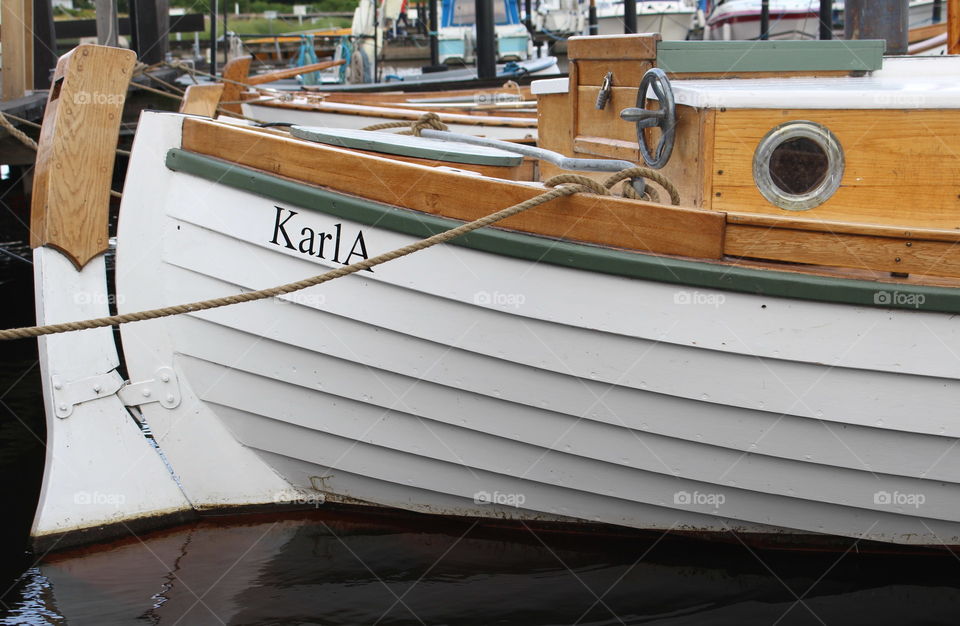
[713,108,960,230]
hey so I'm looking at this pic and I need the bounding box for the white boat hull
[241,101,537,141]
[62,111,960,549]
[707,1,821,40]
[596,7,695,39]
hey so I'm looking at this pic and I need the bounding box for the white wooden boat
[708,0,947,41]
[706,0,821,40]
[596,0,697,38]
[24,34,960,553]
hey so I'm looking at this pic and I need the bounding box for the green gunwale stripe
[166,148,960,314]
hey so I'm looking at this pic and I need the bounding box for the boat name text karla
[269,206,372,270]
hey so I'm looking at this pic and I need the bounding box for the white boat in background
[706,0,821,40]
[23,33,960,554]
[708,0,948,42]
[596,0,697,38]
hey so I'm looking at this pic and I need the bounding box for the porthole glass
[753,121,844,211]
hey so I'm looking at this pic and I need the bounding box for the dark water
[3,171,960,625]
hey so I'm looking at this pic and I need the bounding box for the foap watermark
[277,292,326,308]
[873,290,925,309]
[874,490,925,509]
[473,92,520,105]
[474,490,526,507]
[674,490,725,507]
[474,290,526,309]
[73,491,126,507]
[73,292,125,306]
[673,290,725,308]
[273,491,326,508]
[73,91,126,106]
[871,93,927,108]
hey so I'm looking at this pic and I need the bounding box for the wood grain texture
[725,224,960,278]
[567,33,660,61]
[951,0,960,54]
[219,55,252,114]
[909,21,947,43]
[30,45,137,268]
[575,60,655,88]
[712,108,960,229]
[571,98,711,209]
[181,118,727,259]
[1,0,33,100]
[537,61,576,180]
[180,84,225,117]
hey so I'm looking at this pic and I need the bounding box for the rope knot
[409,112,449,136]
[543,174,610,196]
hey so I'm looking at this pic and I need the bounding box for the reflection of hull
[596,7,695,39]
[25,515,960,623]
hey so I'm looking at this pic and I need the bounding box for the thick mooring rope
[0,111,39,150]
[0,177,596,341]
[1,114,680,341]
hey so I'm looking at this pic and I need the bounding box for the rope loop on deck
[0,175,606,341]
[604,166,681,206]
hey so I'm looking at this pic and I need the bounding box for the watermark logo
[73,491,126,507]
[474,490,526,507]
[873,290,925,309]
[73,91,126,106]
[473,290,526,309]
[473,92,520,105]
[277,292,326,308]
[872,93,927,108]
[874,490,925,509]
[673,290,725,308]
[674,490,725,507]
[273,491,326,508]
[73,292,125,306]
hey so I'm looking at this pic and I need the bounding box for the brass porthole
[752,121,844,211]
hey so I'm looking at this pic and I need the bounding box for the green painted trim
[657,40,884,73]
[165,149,960,314]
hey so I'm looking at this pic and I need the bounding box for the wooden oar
[246,59,346,85]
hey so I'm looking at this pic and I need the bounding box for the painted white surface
[116,113,301,511]
[30,248,191,541]
[107,112,960,545]
[531,77,569,95]
[672,66,960,109]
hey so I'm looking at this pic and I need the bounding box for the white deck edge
[531,77,569,95]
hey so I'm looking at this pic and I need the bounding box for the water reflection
[1,512,959,625]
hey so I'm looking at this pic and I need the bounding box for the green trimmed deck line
[165,148,960,314]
